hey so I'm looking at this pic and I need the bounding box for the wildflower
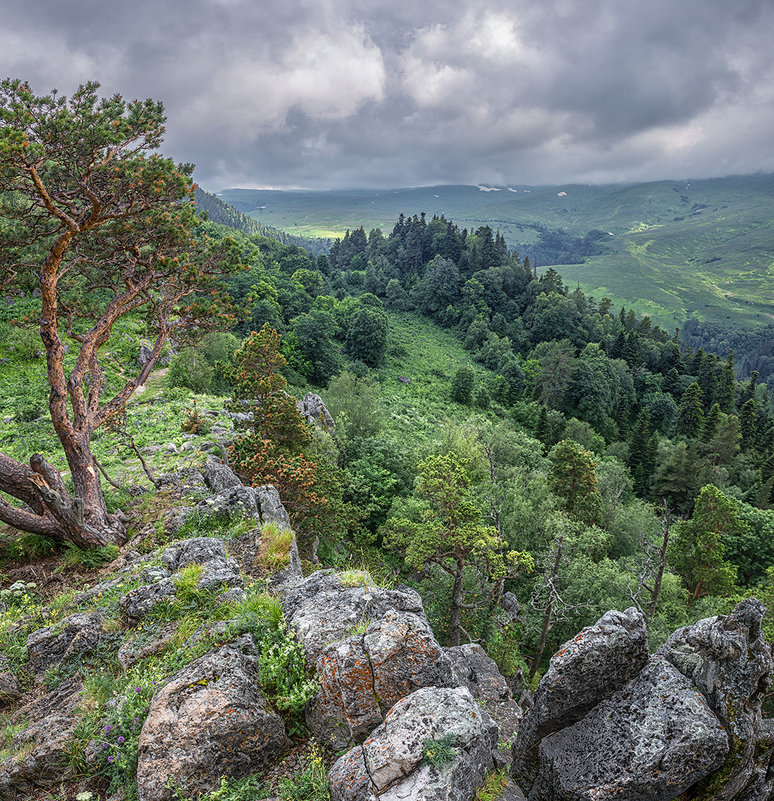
[104,724,113,732]
[108,755,115,763]
[117,736,125,744]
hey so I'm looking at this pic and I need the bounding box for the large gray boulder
[25,610,105,678]
[202,464,242,494]
[162,536,243,592]
[513,607,648,783]
[308,610,456,749]
[655,598,773,800]
[283,570,424,664]
[447,643,522,759]
[256,484,292,529]
[136,635,290,801]
[0,714,79,800]
[527,656,729,801]
[0,656,20,704]
[196,485,261,520]
[328,686,498,801]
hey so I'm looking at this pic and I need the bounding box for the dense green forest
[221,178,774,389]
[1,83,772,693]
[105,207,774,671]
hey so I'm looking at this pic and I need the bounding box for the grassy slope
[220,175,774,332]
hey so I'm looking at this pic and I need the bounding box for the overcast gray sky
[3,0,773,190]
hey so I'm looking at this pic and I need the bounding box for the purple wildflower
[117,736,125,744]
[108,755,115,763]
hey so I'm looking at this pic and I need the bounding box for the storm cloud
[2,0,773,189]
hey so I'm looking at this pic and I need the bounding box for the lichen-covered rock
[447,643,522,756]
[513,607,648,784]
[297,392,335,433]
[162,536,228,571]
[196,486,261,520]
[266,532,303,595]
[526,656,729,801]
[119,578,177,620]
[308,610,456,749]
[163,537,243,591]
[656,599,773,800]
[0,713,79,799]
[136,635,290,801]
[202,464,242,493]
[256,484,292,529]
[0,656,20,704]
[328,686,498,801]
[283,570,424,664]
[25,610,105,678]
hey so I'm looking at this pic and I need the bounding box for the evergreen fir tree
[535,406,551,448]
[628,409,651,495]
[740,398,758,452]
[662,367,681,398]
[676,382,705,438]
[702,403,721,442]
[716,354,736,413]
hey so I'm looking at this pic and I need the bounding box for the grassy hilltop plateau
[1,82,774,801]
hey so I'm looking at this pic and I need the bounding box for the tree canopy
[0,79,241,545]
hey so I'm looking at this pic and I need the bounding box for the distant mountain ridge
[218,176,774,364]
[194,186,331,256]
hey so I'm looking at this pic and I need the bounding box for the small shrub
[422,734,457,769]
[337,569,372,588]
[180,399,211,435]
[259,626,317,733]
[475,769,510,801]
[257,523,294,571]
[167,347,214,393]
[199,774,264,801]
[450,366,474,405]
[277,742,330,801]
[63,543,120,570]
[7,328,41,361]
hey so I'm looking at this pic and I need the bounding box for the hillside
[218,175,774,362]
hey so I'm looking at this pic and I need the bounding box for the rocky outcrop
[136,635,290,801]
[297,392,335,433]
[528,656,729,801]
[328,686,498,801]
[308,609,456,749]
[202,464,242,494]
[0,714,79,800]
[447,643,523,758]
[656,598,773,800]
[512,601,773,801]
[256,484,292,529]
[513,607,648,783]
[283,570,424,665]
[25,610,105,678]
[0,656,20,704]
